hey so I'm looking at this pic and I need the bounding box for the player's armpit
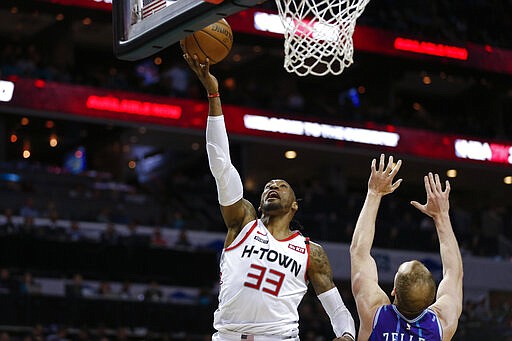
[221,198,257,247]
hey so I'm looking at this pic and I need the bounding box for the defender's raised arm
[350,154,402,340]
[411,173,463,340]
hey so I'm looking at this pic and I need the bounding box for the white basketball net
[275,0,370,76]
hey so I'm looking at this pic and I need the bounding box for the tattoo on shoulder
[309,243,333,277]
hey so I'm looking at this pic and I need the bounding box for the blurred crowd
[1,160,511,260]
[0,268,209,305]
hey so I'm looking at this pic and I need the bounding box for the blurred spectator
[96,207,112,223]
[135,59,160,88]
[65,274,84,298]
[118,281,133,300]
[480,207,504,256]
[32,324,45,341]
[0,332,9,341]
[0,268,18,294]
[18,216,37,236]
[0,208,17,234]
[43,211,67,240]
[75,328,90,341]
[197,286,212,306]
[175,229,192,249]
[19,272,42,296]
[160,61,190,98]
[96,281,116,299]
[170,211,185,230]
[45,326,68,341]
[143,281,163,302]
[101,223,120,245]
[112,203,130,225]
[116,327,129,341]
[42,201,59,219]
[68,184,92,200]
[19,197,39,218]
[121,221,149,247]
[67,221,84,242]
[150,227,167,247]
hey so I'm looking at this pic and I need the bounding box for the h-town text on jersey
[241,245,302,277]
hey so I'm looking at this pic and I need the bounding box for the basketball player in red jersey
[350,154,463,340]
[184,53,355,341]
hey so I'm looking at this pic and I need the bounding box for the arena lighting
[446,169,457,178]
[0,80,15,102]
[454,139,512,164]
[49,134,58,148]
[254,12,285,34]
[86,95,182,119]
[284,150,297,159]
[243,114,400,147]
[34,79,46,88]
[253,12,339,42]
[394,37,469,60]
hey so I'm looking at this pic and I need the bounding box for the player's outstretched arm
[184,54,256,245]
[411,173,463,340]
[307,242,355,341]
[350,154,402,340]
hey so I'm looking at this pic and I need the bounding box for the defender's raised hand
[411,172,450,219]
[183,53,218,94]
[368,154,403,197]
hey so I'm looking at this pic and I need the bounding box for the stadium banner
[1,77,512,166]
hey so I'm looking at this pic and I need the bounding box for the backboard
[113,0,267,61]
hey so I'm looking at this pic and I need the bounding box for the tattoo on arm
[309,243,334,292]
[223,199,257,232]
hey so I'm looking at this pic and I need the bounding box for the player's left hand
[333,335,355,341]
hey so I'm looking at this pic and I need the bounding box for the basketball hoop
[275,0,370,77]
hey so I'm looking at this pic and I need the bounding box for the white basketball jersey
[213,219,310,336]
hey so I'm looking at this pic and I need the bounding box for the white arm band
[318,287,356,340]
[206,115,243,206]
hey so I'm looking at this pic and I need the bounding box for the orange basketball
[180,18,233,65]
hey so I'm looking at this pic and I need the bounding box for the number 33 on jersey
[213,219,311,335]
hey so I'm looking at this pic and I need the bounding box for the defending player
[350,154,463,340]
[183,53,356,341]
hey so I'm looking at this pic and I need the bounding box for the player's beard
[261,200,283,213]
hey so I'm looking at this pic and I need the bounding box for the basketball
[180,18,233,65]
